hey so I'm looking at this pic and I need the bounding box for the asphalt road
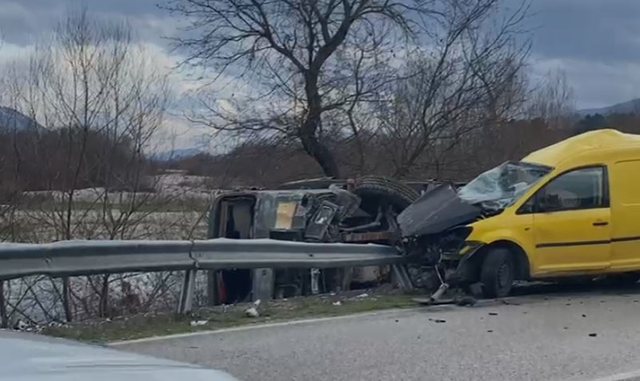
[118,284,640,381]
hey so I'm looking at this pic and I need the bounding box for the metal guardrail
[0,238,407,314]
[0,238,404,281]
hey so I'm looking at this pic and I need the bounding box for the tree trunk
[301,75,340,178]
[299,118,340,177]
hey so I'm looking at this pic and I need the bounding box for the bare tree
[374,0,530,178]
[527,69,575,128]
[166,0,449,177]
[1,8,174,320]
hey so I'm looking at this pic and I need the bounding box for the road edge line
[109,307,421,346]
[588,369,640,381]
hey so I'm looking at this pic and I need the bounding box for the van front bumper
[442,242,486,285]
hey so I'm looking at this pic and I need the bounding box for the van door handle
[593,221,609,227]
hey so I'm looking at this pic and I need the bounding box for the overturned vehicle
[210,177,442,301]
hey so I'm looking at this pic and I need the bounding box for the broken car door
[531,166,611,273]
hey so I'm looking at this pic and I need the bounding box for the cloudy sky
[1,0,640,147]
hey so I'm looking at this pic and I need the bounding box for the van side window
[536,167,608,212]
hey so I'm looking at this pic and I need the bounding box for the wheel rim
[497,263,511,288]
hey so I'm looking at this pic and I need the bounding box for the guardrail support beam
[391,264,414,290]
[251,268,273,302]
[178,270,196,314]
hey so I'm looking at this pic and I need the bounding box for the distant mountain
[152,147,208,161]
[578,98,640,117]
[0,107,43,131]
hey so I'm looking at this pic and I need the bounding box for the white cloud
[0,40,34,64]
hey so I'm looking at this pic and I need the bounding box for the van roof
[523,129,640,167]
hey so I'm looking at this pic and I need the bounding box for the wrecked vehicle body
[209,177,431,301]
[398,162,550,296]
[402,129,640,299]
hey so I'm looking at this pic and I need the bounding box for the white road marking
[588,369,640,381]
[109,308,419,346]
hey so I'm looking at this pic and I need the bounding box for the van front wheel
[480,248,515,298]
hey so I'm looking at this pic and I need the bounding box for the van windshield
[458,161,552,210]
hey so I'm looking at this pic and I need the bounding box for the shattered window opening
[458,161,552,209]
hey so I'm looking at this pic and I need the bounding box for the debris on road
[245,307,260,318]
[190,320,208,327]
[456,296,477,306]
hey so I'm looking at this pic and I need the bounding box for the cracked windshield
[458,161,552,209]
[2,1,640,380]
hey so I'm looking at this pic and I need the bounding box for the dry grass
[42,289,419,343]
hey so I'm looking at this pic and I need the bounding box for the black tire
[480,248,515,298]
[352,176,419,214]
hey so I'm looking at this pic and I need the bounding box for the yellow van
[398,129,640,297]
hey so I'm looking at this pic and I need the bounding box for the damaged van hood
[397,184,482,237]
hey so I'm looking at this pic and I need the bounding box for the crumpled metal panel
[397,184,482,237]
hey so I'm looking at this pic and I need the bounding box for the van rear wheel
[480,248,515,298]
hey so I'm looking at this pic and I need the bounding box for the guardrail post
[62,277,72,322]
[251,268,274,302]
[177,270,196,314]
[0,281,7,328]
[206,270,218,306]
[391,264,414,290]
